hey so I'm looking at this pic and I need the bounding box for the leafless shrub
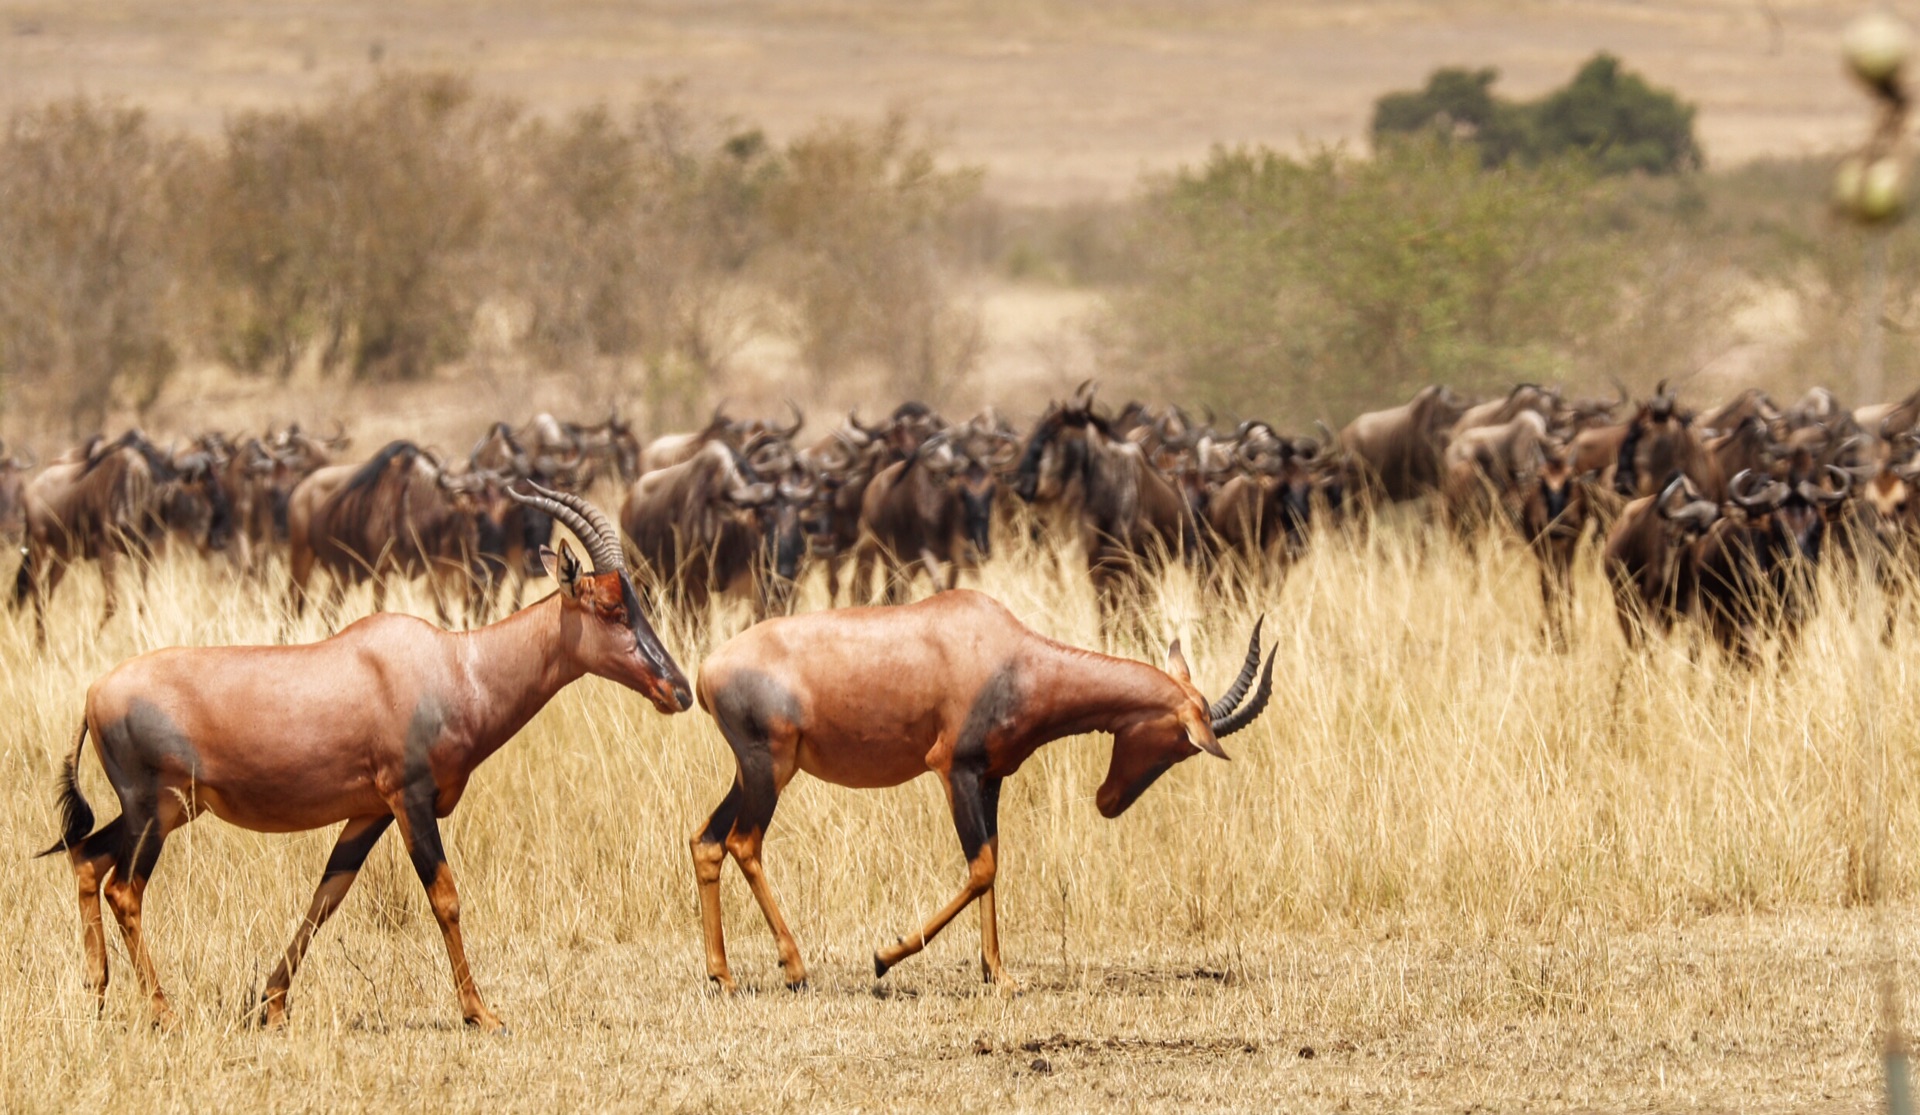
[0,100,183,432]
[762,110,985,403]
[496,88,771,426]
[200,73,510,382]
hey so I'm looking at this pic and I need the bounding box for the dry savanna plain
[0,515,1915,1113]
[3,1,1920,1112]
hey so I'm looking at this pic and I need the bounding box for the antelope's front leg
[874,766,1009,990]
[394,790,503,1034]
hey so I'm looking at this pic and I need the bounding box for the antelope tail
[35,720,95,858]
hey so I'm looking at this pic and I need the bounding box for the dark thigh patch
[98,699,203,791]
[707,668,802,742]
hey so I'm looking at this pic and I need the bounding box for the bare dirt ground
[0,1,1880,202]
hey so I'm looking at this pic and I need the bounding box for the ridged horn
[508,480,625,573]
[1207,617,1265,723]
[1211,651,1276,739]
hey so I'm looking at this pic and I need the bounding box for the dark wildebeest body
[1601,478,1720,646]
[620,441,807,618]
[1339,384,1472,505]
[850,436,996,603]
[1013,398,1191,610]
[286,441,485,628]
[13,433,179,646]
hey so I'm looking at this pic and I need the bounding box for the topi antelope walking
[38,484,689,1033]
[690,589,1274,992]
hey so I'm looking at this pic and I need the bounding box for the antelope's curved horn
[779,399,805,439]
[1211,651,1276,739]
[1206,617,1265,723]
[508,480,625,573]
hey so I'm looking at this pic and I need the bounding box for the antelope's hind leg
[99,796,184,1029]
[691,783,742,993]
[67,816,129,1017]
[705,681,807,990]
[258,814,393,1029]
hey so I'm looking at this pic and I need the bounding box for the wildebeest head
[1014,388,1100,505]
[1730,465,1850,565]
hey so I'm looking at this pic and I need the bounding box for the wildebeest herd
[10,378,1919,655]
[24,375,1920,1030]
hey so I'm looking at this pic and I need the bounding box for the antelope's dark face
[1095,645,1221,819]
[1096,696,1215,820]
[550,542,691,713]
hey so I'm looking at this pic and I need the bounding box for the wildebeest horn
[1808,464,1853,504]
[1206,617,1265,723]
[1729,468,1786,510]
[1070,378,1097,412]
[1211,651,1276,740]
[508,480,626,574]
[779,399,805,439]
[1315,420,1337,449]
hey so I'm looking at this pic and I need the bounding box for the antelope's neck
[442,595,584,773]
[1020,638,1180,742]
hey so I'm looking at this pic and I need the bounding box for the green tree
[1533,53,1701,175]
[1373,53,1700,176]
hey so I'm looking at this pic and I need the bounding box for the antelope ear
[541,540,584,595]
[1165,638,1191,682]
[1184,709,1228,760]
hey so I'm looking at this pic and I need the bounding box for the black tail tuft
[35,742,95,858]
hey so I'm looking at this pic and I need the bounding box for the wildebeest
[1013,388,1192,607]
[1602,474,1721,646]
[1338,384,1473,506]
[850,432,997,604]
[1614,382,1723,501]
[620,440,806,617]
[286,441,488,628]
[1517,447,1594,650]
[639,403,803,477]
[13,432,181,646]
[1691,466,1849,661]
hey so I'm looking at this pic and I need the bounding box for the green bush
[1120,139,1617,421]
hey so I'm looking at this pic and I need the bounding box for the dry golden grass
[0,519,1912,1112]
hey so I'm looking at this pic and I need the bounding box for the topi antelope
[37,483,689,1033]
[689,590,1274,993]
